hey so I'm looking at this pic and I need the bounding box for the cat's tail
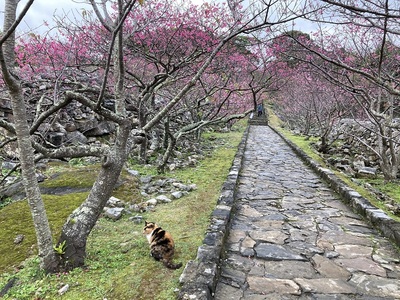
[163,259,183,269]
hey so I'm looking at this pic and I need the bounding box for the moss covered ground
[0,121,246,299]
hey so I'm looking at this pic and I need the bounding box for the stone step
[248,117,268,126]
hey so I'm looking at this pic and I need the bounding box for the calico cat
[143,221,182,269]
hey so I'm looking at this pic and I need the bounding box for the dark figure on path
[257,103,263,117]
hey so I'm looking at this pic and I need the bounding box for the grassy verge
[0,122,245,299]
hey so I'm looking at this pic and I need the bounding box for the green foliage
[0,127,245,299]
[365,179,400,203]
[67,158,88,167]
[0,197,13,209]
[53,240,67,255]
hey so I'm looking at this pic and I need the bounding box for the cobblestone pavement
[214,126,400,299]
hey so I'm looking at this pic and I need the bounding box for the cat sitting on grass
[143,221,182,269]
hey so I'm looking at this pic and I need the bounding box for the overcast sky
[1,0,93,33]
[0,0,206,34]
[1,0,316,36]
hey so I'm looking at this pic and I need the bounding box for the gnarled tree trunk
[1,0,58,273]
[58,123,131,269]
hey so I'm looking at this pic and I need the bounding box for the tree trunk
[2,0,17,65]
[163,117,170,149]
[138,106,148,164]
[58,123,130,269]
[1,0,58,273]
[158,131,176,174]
[57,8,132,268]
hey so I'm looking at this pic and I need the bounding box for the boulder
[171,191,184,199]
[156,195,172,203]
[65,131,88,145]
[14,234,25,244]
[356,167,377,179]
[107,196,125,208]
[146,198,158,206]
[104,207,124,220]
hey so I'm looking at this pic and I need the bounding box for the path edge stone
[178,126,250,300]
[271,126,400,248]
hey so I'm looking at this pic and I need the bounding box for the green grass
[0,122,245,299]
[40,166,98,189]
[0,193,88,274]
[364,179,400,201]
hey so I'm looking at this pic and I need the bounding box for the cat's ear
[145,221,148,225]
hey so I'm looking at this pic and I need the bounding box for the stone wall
[0,95,118,159]
[322,118,400,178]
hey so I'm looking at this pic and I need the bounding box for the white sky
[1,0,317,37]
[1,0,90,33]
[0,0,207,34]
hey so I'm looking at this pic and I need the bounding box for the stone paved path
[214,125,400,299]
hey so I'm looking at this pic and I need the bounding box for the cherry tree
[1,0,314,272]
[291,0,400,180]
[273,65,357,152]
[268,32,360,152]
[0,0,59,272]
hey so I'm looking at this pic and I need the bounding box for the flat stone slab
[334,244,373,258]
[335,257,388,277]
[263,260,317,279]
[294,278,356,294]
[249,230,288,244]
[311,254,351,279]
[214,283,243,299]
[318,231,374,246]
[252,220,284,230]
[350,273,400,298]
[248,276,301,295]
[226,229,246,243]
[240,236,256,256]
[239,204,263,218]
[254,243,306,261]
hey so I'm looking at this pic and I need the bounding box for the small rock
[14,234,25,244]
[2,161,17,170]
[325,251,340,259]
[172,182,188,190]
[154,179,167,187]
[107,196,125,207]
[171,191,184,199]
[352,156,365,171]
[127,169,140,177]
[156,195,172,203]
[58,284,69,295]
[146,198,157,206]
[129,215,143,224]
[36,173,46,183]
[128,202,148,213]
[356,167,377,179]
[104,207,124,220]
[140,176,153,184]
